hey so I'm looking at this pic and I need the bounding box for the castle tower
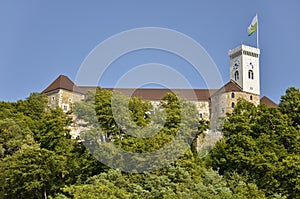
[229,45,260,95]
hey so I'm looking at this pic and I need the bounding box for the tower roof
[43,75,81,93]
[211,80,243,97]
[260,96,278,107]
[221,80,243,92]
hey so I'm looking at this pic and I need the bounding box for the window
[63,105,68,112]
[248,70,254,79]
[68,98,72,102]
[231,92,235,98]
[199,113,203,119]
[51,97,55,101]
[234,71,239,81]
[250,95,253,100]
[222,108,225,113]
[231,102,235,108]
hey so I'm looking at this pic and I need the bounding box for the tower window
[248,70,254,79]
[250,95,253,100]
[234,71,239,81]
[63,105,69,112]
[199,113,203,119]
[231,92,235,98]
[51,97,55,101]
[231,102,235,108]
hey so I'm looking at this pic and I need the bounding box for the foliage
[0,145,66,199]
[75,89,206,172]
[208,98,300,198]
[279,87,300,128]
[1,86,299,198]
[0,118,35,157]
[59,160,267,199]
[0,93,105,198]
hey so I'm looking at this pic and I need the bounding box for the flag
[248,15,258,36]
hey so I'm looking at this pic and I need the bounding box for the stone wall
[210,91,260,129]
[45,89,85,112]
[191,101,210,121]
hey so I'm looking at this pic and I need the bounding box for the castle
[43,44,277,130]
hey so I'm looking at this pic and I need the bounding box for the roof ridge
[210,80,243,97]
[43,75,79,93]
[260,96,278,107]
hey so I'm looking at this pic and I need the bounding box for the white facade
[229,45,260,95]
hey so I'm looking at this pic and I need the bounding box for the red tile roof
[104,88,217,101]
[260,96,278,107]
[222,80,243,92]
[43,75,276,104]
[43,75,217,101]
[211,80,242,97]
[43,75,81,93]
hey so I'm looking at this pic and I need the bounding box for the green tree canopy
[208,99,300,198]
[279,87,300,128]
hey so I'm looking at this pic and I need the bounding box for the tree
[36,108,73,153]
[17,92,48,121]
[59,169,138,199]
[208,99,300,198]
[0,145,66,199]
[58,161,268,199]
[0,93,107,198]
[279,87,300,128]
[0,118,35,157]
[73,90,98,127]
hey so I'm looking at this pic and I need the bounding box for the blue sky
[0,0,299,103]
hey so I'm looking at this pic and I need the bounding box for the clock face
[233,59,240,70]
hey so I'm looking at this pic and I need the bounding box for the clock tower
[229,44,260,95]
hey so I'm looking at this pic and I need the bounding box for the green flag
[248,15,258,36]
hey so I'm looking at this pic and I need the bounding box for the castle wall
[45,89,84,112]
[147,100,210,121]
[191,101,210,120]
[210,91,260,129]
[46,90,60,109]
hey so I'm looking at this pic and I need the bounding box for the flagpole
[256,13,259,49]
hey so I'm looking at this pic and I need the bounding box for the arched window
[231,92,235,98]
[250,95,253,100]
[231,102,235,108]
[234,71,239,81]
[248,70,254,79]
[199,113,203,119]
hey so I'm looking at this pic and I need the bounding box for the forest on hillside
[0,87,299,199]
